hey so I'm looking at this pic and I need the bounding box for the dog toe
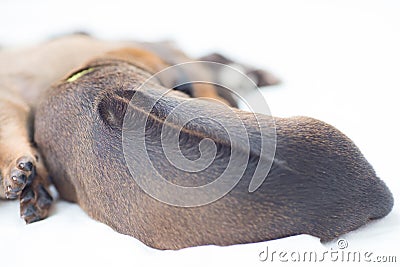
[5,169,28,198]
[20,182,53,224]
[17,156,34,172]
[21,203,40,223]
[2,154,37,199]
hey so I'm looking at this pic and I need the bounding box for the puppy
[0,34,393,249]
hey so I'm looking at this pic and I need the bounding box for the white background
[0,0,399,266]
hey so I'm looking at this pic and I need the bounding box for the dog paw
[4,156,36,199]
[20,182,53,224]
[0,147,53,223]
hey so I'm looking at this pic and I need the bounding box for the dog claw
[10,169,27,185]
[17,157,34,172]
[5,185,18,199]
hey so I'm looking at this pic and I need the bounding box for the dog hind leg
[0,86,53,223]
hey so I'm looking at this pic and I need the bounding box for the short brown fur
[0,35,393,249]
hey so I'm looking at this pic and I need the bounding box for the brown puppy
[0,35,128,221]
[0,34,271,221]
[0,35,394,250]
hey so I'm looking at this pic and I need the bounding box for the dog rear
[35,57,393,249]
[0,35,393,249]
